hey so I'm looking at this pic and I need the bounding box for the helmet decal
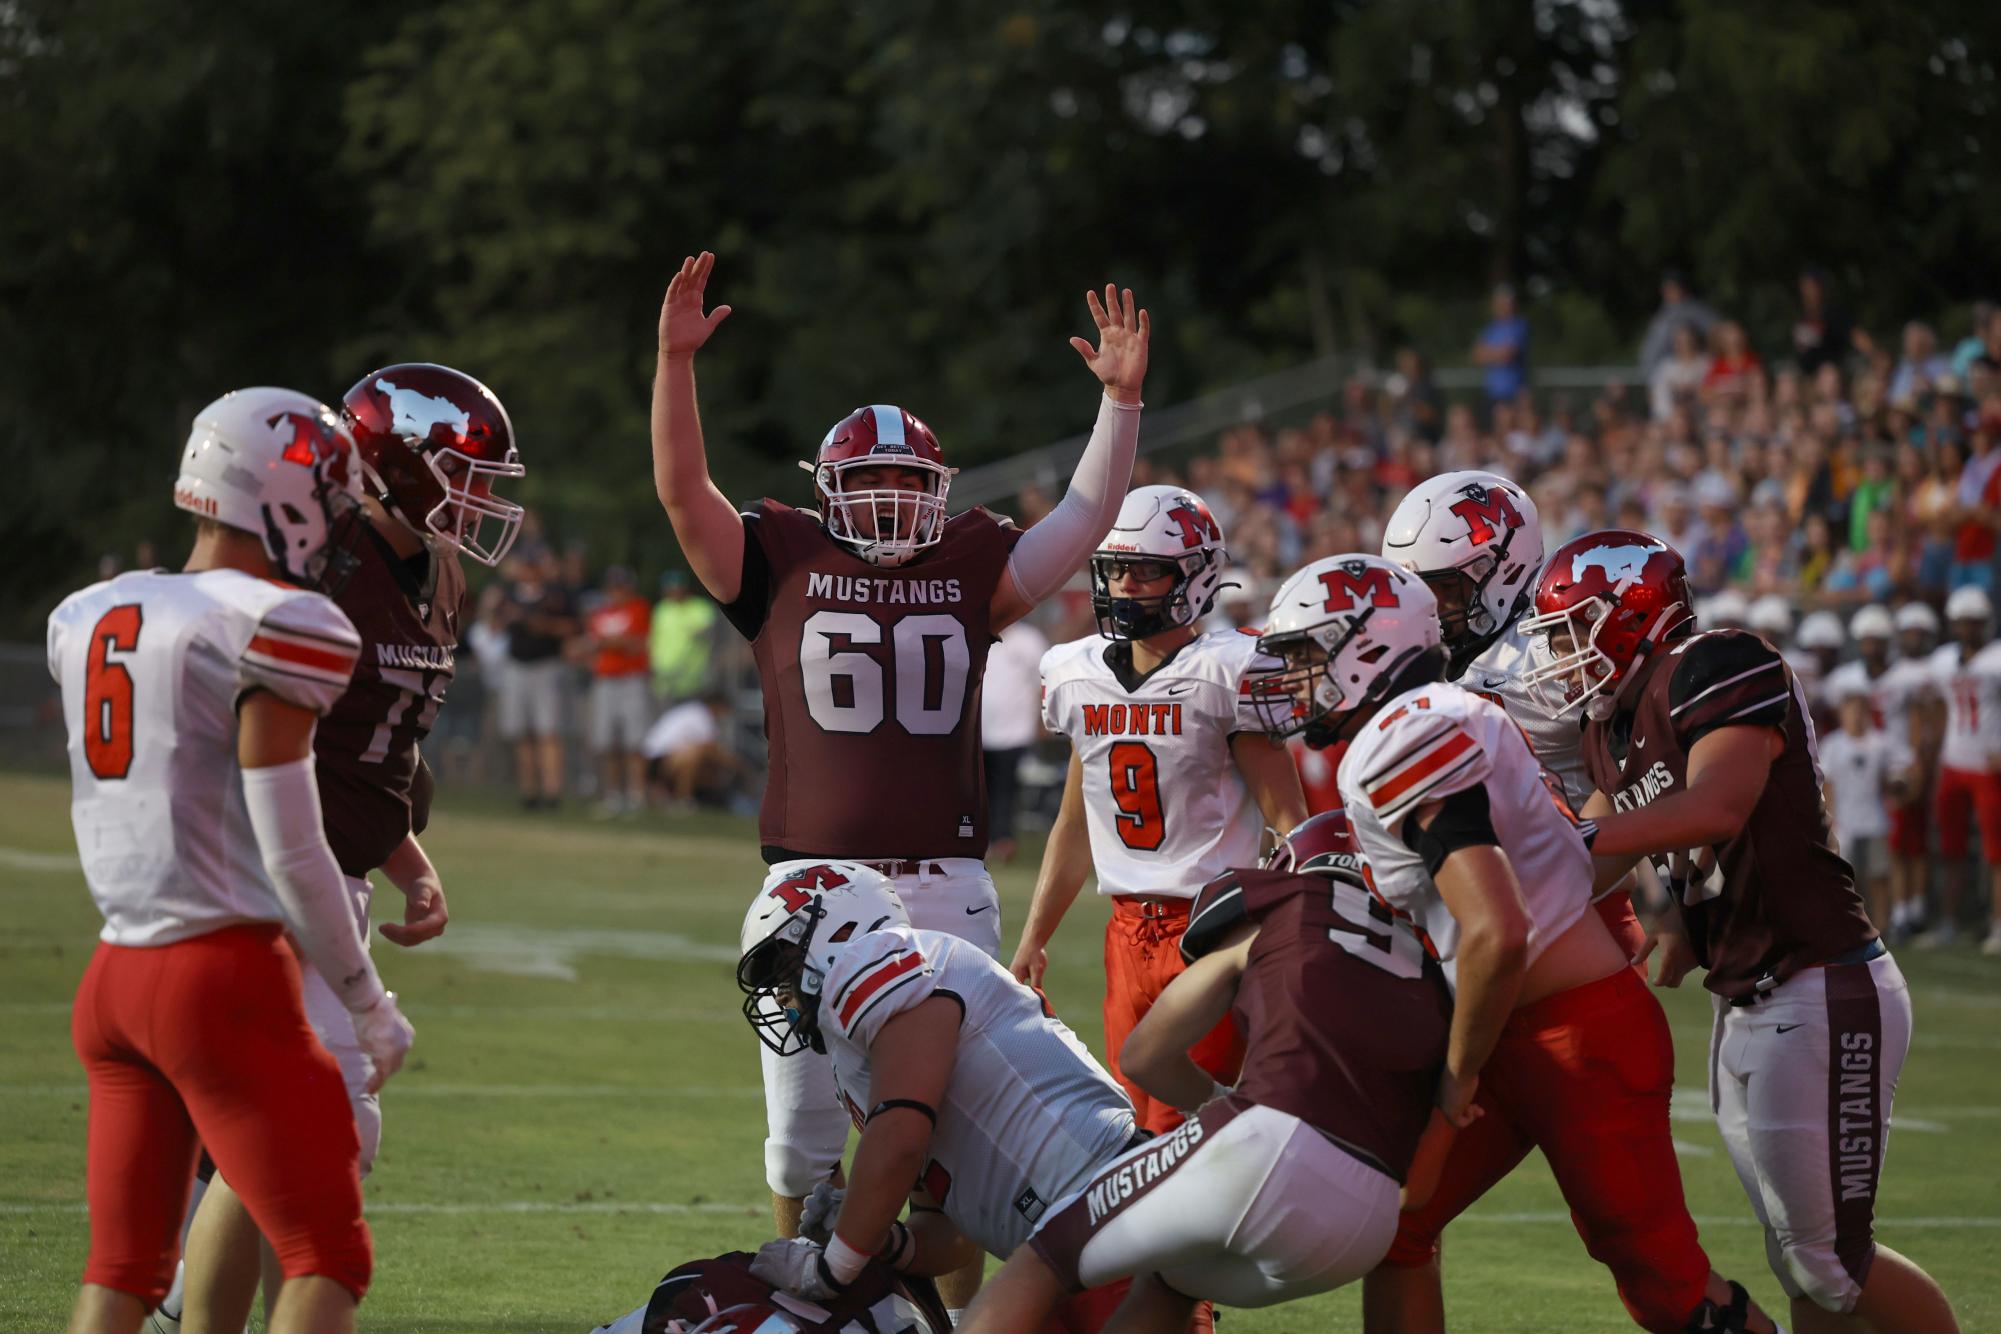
[375,375,473,447]
[1318,561,1401,611]
[1569,540,1669,586]
[1447,482,1524,546]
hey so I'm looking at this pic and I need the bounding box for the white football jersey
[1931,642,2001,772]
[1040,630,1274,899]
[1459,615,1591,809]
[818,925,1136,1258]
[1338,682,1592,991]
[47,569,360,946]
[1821,659,1899,740]
[1871,656,1938,768]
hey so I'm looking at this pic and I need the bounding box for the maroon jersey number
[83,604,144,780]
[1107,741,1166,851]
[799,611,971,736]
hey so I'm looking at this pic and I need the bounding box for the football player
[732,862,1149,1332]
[1373,470,1662,1320]
[1526,531,1958,1333]
[962,811,1450,1333]
[650,251,1147,1304]
[48,389,414,1334]
[1255,554,1775,1334]
[1882,603,1943,940]
[1919,585,2001,953]
[591,1249,949,1333]
[1017,484,1307,1132]
[173,364,525,1330]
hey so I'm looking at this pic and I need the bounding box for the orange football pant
[1103,897,1245,1135]
[1382,964,1709,1334]
[70,923,371,1306]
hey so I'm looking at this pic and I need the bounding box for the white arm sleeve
[1004,393,1142,605]
[242,758,387,1015]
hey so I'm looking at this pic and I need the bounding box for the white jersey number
[359,666,446,765]
[1329,877,1429,981]
[801,611,970,737]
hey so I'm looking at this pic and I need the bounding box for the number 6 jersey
[47,569,360,945]
[1039,629,1276,899]
[721,500,1021,861]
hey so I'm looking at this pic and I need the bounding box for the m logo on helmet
[1319,561,1400,612]
[1448,483,1523,546]
[767,864,851,914]
[1165,500,1221,550]
[270,412,349,485]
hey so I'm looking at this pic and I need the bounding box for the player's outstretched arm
[653,251,745,603]
[379,832,448,947]
[1121,921,1254,1113]
[1587,726,1780,859]
[1010,750,1092,986]
[237,692,413,1092]
[993,285,1149,628]
[1430,840,1530,1128]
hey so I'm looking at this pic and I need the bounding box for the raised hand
[658,251,733,359]
[1069,284,1149,404]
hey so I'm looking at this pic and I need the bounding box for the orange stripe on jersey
[247,634,356,675]
[838,951,925,1026]
[1367,730,1477,808]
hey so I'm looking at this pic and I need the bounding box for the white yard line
[0,847,81,873]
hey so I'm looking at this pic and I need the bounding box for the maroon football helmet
[1520,529,1694,720]
[341,363,525,566]
[803,405,953,568]
[593,1251,949,1334]
[1263,809,1367,887]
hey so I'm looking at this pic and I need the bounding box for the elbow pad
[1004,393,1142,605]
[1401,785,1501,877]
[241,758,386,1014]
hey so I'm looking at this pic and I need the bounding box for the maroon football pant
[1382,966,1710,1334]
[1103,898,1245,1134]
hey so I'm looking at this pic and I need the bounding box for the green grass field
[3,770,1998,1333]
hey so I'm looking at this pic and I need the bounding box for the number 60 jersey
[1039,629,1276,899]
[721,500,1021,862]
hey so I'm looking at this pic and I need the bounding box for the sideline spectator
[979,619,1049,864]
[1471,284,1529,410]
[585,566,653,814]
[1793,267,1858,375]
[1638,270,1718,381]
[502,550,578,810]
[1822,682,1894,931]
[642,692,737,809]
[649,570,716,702]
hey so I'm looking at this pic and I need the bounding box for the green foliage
[5,1,1999,630]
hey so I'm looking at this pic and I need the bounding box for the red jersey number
[801,611,970,737]
[83,604,144,780]
[1107,741,1166,851]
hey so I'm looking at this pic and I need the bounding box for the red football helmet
[341,363,525,566]
[1263,809,1367,887]
[803,405,954,568]
[1519,529,1694,720]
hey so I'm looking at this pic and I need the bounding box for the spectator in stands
[1687,475,1747,593]
[584,566,653,815]
[1950,301,1996,380]
[1386,346,1444,442]
[1700,320,1764,410]
[1888,320,1952,405]
[980,619,1049,864]
[501,548,578,810]
[1638,269,1719,382]
[1471,283,1529,412]
[642,692,737,810]
[1650,322,1709,423]
[649,570,716,703]
[1950,416,2001,591]
[1793,266,1859,375]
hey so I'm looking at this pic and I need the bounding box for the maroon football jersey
[724,500,1020,860]
[1184,866,1449,1180]
[315,522,467,876]
[1582,628,1876,999]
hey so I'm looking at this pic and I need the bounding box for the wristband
[877,1219,917,1272]
[1575,818,1599,852]
[823,1232,870,1286]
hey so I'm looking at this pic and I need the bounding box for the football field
[4,770,1998,1333]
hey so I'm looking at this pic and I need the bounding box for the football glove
[353,991,415,1094]
[797,1181,845,1245]
[748,1237,845,1302]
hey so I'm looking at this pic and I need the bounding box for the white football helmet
[1893,601,1939,635]
[1089,485,1229,639]
[1747,594,1794,639]
[1701,589,1751,629]
[1796,610,1845,652]
[738,861,909,1056]
[1252,554,1442,746]
[1946,585,1993,626]
[174,387,365,592]
[1848,605,1894,643]
[1381,470,1542,668]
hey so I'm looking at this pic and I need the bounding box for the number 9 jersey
[1337,682,1593,990]
[721,499,1022,861]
